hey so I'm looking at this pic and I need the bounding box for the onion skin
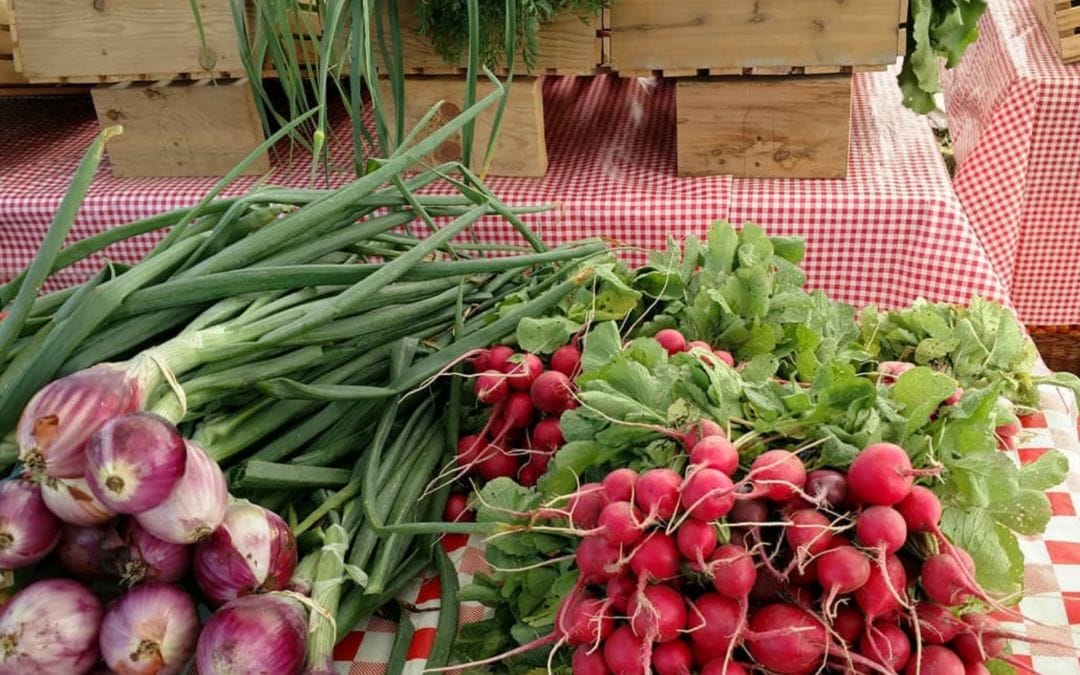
[41,476,114,526]
[99,582,199,675]
[0,479,62,568]
[196,593,307,675]
[194,501,298,606]
[103,519,191,585]
[0,578,103,674]
[85,412,187,514]
[17,363,144,479]
[135,440,227,545]
[57,524,111,579]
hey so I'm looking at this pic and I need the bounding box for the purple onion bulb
[135,440,227,544]
[41,476,115,526]
[0,578,103,674]
[99,582,199,675]
[195,593,307,675]
[0,479,62,568]
[194,500,298,605]
[85,412,187,514]
[102,518,191,585]
[57,523,111,579]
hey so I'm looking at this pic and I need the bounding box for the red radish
[598,501,646,546]
[531,418,564,451]
[603,469,638,503]
[681,468,735,520]
[530,371,574,414]
[701,661,747,675]
[859,622,911,671]
[683,419,723,451]
[443,494,474,523]
[687,594,743,663]
[856,506,908,554]
[529,450,553,474]
[903,645,965,674]
[787,559,820,588]
[687,341,723,366]
[920,551,979,607]
[652,640,693,675]
[745,603,827,674]
[567,484,607,529]
[896,485,942,533]
[951,613,1005,663]
[456,434,487,468]
[996,418,1022,439]
[630,532,679,581]
[486,345,515,372]
[576,536,621,584]
[550,345,582,378]
[505,354,544,391]
[915,603,964,644]
[604,625,646,675]
[655,329,688,355]
[634,469,682,520]
[834,605,865,644]
[749,567,784,604]
[805,469,849,508]
[469,349,492,372]
[879,361,916,384]
[690,436,739,477]
[749,450,806,502]
[606,573,636,613]
[728,498,767,525]
[476,370,509,405]
[709,544,757,600]
[677,519,717,567]
[517,463,539,487]
[817,546,871,613]
[573,645,609,675]
[714,350,735,367]
[785,509,834,556]
[848,443,916,506]
[628,584,686,642]
[476,447,519,481]
[501,392,535,431]
[944,387,964,406]
[561,595,615,646]
[855,553,907,622]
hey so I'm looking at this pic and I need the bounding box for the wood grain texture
[0,56,25,84]
[91,79,269,177]
[676,76,852,179]
[0,0,10,26]
[0,26,11,55]
[1036,0,1080,63]
[14,0,246,82]
[378,76,547,177]
[610,0,904,72]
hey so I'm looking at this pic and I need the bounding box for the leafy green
[515,316,580,354]
[898,0,987,113]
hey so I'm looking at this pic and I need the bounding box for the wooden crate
[608,0,907,76]
[379,76,547,177]
[1035,0,1080,64]
[676,75,852,178]
[91,79,270,177]
[0,0,25,87]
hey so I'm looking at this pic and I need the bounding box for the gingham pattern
[0,68,1011,312]
[941,0,1080,326]
[334,386,1080,674]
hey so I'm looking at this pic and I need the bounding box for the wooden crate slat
[0,26,11,54]
[1036,0,1080,63]
[676,75,852,179]
[0,56,24,84]
[1058,6,1080,33]
[1062,33,1080,61]
[0,0,10,26]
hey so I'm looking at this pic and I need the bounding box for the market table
[941,0,1080,327]
[1,68,1010,314]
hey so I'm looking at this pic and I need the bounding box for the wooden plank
[14,0,247,82]
[0,56,24,84]
[676,75,851,179]
[1062,33,1080,62]
[1034,0,1064,54]
[378,76,546,177]
[0,27,11,54]
[0,0,10,25]
[91,79,270,177]
[1058,6,1080,33]
[0,85,87,96]
[610,0,904,72]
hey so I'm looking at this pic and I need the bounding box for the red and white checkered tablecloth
[941,0,1080,327]
[335,385,1080,675]
[1,68,1010,313]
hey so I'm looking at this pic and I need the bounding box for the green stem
[233,462,351,490]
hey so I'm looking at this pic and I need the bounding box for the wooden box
[676,75,852,178]
[91,79,270,177]
[1035,0,1080,64]
[0,0,25,87]
[608,0,907,76]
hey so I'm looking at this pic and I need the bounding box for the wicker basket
[1029,325,1080,374]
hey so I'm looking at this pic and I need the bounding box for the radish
[573,645,610,675]
[652,640,692,675]
[476,370,509,405]
[550,345,582,378]
[576,536,621,584]
[606,572,636,613]
[749,450,806,502]
[567,484,607,529]
[785,509,834,556]
[598,501,647,546]
[683,419,723,451]
[848,443,917,506]
[879,361,915,384]
[531,418,564,451]
[943,387,964,406]
[681,468,735,520]
[859,621,911,671]
[856,506,908,554]
[505,354,544,391]
[456,434,488,468]
[529,450,553,473]
[604,625,647,675]
[914,603,964,644]
[805,469,849,508]
[634,469,682,520]
[442,494,473,523]
[628,584,686,643]
[531,371,575,414]
[469,349,493,373]
[903,645,965,674]
[655,329,688,355]
[896,485,942,533]
[603,469,638,504]
[708,544,757,600]
[951,613,1005,663]
[501,392,535,431]
[477,447,519,481]
[517,463,539,487]
[689,436,739,477]
[855,553,907,623]
[630,532,679,580]
[817,546,871,614]
[787,558,819,587]
[834,605,865,644]
[745,603,827,674]
[561,594,615,646]
[714,350,735,367]
[920,551,979,606]
[486,345,515,372]
[687,594,742,663]
[677,518,717,567]
[701,660,748,675]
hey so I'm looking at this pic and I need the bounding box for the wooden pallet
[1035,0,1080,64]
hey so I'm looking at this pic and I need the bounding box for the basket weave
[1029,326,1080,375]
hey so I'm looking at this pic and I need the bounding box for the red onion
[85,412,187,514]
[135,440,227,544]
[57,524,110,579]
[17,363,146,478]
[0,578,103,674]
[102,519,191,585]
[41,476,114,525]
[194,500,298,605]
[0,479,61,568]
[99,582,199,675]
[196,593,307,675]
